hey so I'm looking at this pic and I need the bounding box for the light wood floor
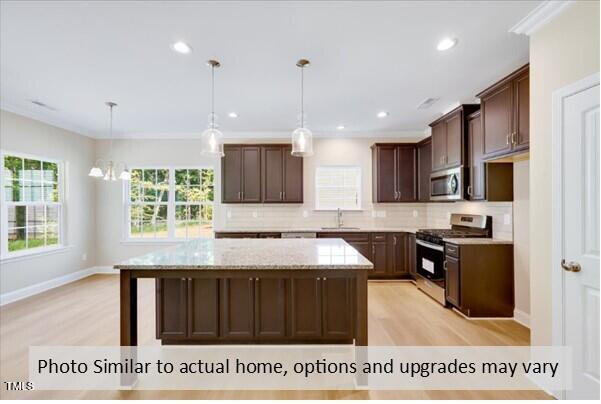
[0,275,550,400]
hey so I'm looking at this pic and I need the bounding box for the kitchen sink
[321,227,361,230]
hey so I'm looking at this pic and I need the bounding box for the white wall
[0,110,97,294]
[529,0,600,345]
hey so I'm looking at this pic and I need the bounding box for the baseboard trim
[513,309,531,328]
[0,266,116,306]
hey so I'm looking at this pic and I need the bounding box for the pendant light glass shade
[200,60,225,157]
[201,127,225,157]
[291,127,313,157]
[88,165,103,177]
[291,59,314,157]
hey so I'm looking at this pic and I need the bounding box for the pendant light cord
[211,64,215,130]
[108,104,114,160]
[300,66,304,128]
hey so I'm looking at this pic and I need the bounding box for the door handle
[561,259,581,272]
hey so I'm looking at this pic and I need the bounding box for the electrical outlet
[447,212,452,219]
[412,210,418,218]
[252,211,258,219]
[82,253,87,262]
[227,210,232,219]
[377,211,386,218]
[303,210,308,218]
[504,214,511,225]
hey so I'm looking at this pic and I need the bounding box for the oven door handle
[416,239,444,252]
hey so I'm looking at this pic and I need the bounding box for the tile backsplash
[217,201,513,240]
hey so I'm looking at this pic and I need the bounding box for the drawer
[215,232,259,239]
[445,243,459,258]
[320,232,370,242]
[258,232,281,238]
[371,233,388,242]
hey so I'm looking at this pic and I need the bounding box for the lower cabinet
[157,275,355,343]
[407,233,417,278]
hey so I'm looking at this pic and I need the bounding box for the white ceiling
[0,0,539,139]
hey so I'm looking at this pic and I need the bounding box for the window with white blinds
[315,166,362,210]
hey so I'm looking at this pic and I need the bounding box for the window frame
[314,165,362,211]
[123,165,215,242]
[0,150,65,260]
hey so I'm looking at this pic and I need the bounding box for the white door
[553,73,600,400]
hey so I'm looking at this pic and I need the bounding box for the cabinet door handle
[249,277,253,281]
[372,245,375,255]
[393,236,397,245]
[467,185,472,196]
[512,132,517,145]
[238,191,241,200]
[443,261,447,270]
[255,277,259,281]
[323,277,327,281]
[279,191,283,200]
[506,134,510,145]
[316,277,321,281]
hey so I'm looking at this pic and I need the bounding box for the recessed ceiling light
[437,38,457,51]
[228,112,238,118]
[377,111,389,118]
[172,41,192,54]
[336,125,345,130]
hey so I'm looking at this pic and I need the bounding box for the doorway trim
[551,71,600,400]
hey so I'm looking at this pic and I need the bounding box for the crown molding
[100,130,426,140]
[510,0,574,36]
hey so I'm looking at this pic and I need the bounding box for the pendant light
[88,102,130,181]
[291,59,313,157]
[200,60,225,157]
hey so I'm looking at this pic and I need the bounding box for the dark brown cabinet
[322,277,353,339]
[371,143,417,202]
[156,279,187,340]
[429,105,480,172]
[262,145,303,203]
[406,233,416,278]
[188,279,219,339]
[371,234,389,276]
[289,277,322,338]
[467,111,485,201]
[467,110,514,202]
[254,278,286,338]
[222,145,262,203]
[417,137,432,202]
[222,144,303,204]
[389,233,408,276]
[444,255,460,308]
[157,272,361,344]
[477,64,529,159]
[444,242,514,318]
[221,278,255,339]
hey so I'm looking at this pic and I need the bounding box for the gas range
[416,214,492,245]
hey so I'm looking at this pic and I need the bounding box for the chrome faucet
[337,208,344,228]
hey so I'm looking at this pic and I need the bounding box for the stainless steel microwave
[430,167,464,201]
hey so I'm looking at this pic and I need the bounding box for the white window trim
[122,165,214,242]
[0,150,65,262]
[314,165,362,211]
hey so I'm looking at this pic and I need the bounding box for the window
[315,166,361,210]
[126,167,214,240]
[1,152,62,257]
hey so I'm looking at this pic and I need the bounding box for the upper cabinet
[262,145,303,203]
[371,143,417,203]
[429,104,480,172]
[417,137,432,202]
[477,64,529,160]
[467,110,514,202]
[222,144,303,204]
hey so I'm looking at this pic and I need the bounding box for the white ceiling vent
[416,97,440,110]
[31,100,57,111]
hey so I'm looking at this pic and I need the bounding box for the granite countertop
[443,238,513,245]
[213,227,423,234]
[114,238,373,270]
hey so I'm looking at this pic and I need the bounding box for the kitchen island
[115,238,372,346]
